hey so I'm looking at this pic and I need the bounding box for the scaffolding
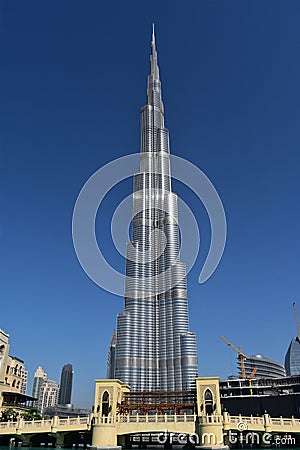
[118,390,197,415]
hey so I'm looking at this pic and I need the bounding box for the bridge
[1,413,300,447]
[1,412,300,435]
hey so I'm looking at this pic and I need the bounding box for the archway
[102,390,110,416]
[204,389,213,415]
[30,433,56,447]
[64,431,92,447]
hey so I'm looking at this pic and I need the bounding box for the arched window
[204,389,213,415]
[102,391,110,416]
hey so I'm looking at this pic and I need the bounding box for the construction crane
[221,336,247,379]
[249,366,258,378]
[293,302,300,342]
[249,367,258,395]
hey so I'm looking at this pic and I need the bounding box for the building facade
[239,354,286,379]
[21,369,28,395]
[0,330,10,382]
[5,356,26,392]
[42,404,91,418]
[58,363,73,405]
[0,330,35,412]
[113,28,198,392]
[106,331,116,379]
[0,330,26,394]
[220,375,300,418]
[39,379,59,412]
[285,338,300,376]
[32,366,47,403]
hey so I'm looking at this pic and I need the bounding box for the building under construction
[220,375,300,417]
[117,390,196,415]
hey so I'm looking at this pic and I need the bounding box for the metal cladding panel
[157,128,170,153]
[114,29,198,391]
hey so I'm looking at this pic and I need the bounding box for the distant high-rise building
[32,366,47,404]
[239,354,286,379]
[39,379,59,412]
[285,303,300,376]
[106,331,116,379]
[58,364,73,405]
[113,27,198,392]
[285,338,300,376]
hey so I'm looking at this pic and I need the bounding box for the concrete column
[56,432,65,448]
[91,423,120,449]
[20,434,33,446]
[263,413,271,433]
[196,418,228,449]
[195,377,229,449]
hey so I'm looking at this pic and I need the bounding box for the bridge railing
[2,413,300,433]
[269,417,300,427]
[93,414,197,425]
[23,419,52,428]
[56,417,91,426]
[226,415,300,428]
[227,415,264,425]
[198,415,223,424]
[0,415,92,432]
[0,421,18,430]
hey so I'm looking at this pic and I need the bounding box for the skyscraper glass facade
[285,338,300,376]
[113,29,198,392]
[58,363,73,405]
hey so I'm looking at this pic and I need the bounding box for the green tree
[21,408,42,421]
[0,408,19,421]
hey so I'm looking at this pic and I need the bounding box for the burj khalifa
[112,27,198,392]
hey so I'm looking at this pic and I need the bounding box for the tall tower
[114,27,198,392]
[32,366,47,403]
[58,363,73,405]
[106,331,117,379]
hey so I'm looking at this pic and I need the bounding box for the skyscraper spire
[152,23,155,47]
[113,27,198,392]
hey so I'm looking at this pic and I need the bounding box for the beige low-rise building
[5,355,25,393]
[0,329,35,414]
[0,329,10,407]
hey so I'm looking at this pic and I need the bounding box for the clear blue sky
[0,1,299,408]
